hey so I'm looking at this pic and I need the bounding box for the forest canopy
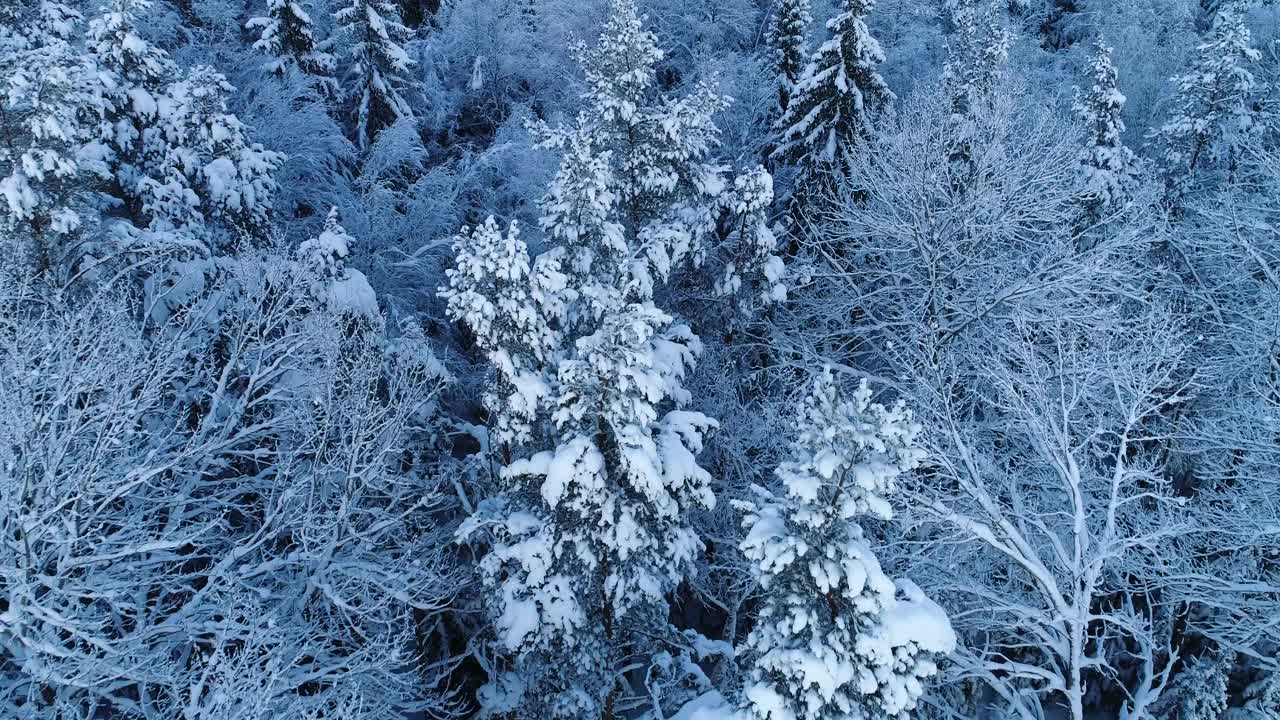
[2,0,1279,718]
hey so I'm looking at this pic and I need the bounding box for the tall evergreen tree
[940,0,1010,178]
[550,0,729,287]
[766,0,812,114]
[85,0,178,221]
[1151,3,1260,196]
[451,2,743,716]
[1075,40,1140,223]
[737,369,953,720]
[772,0,893,176]
[246,0,336,91]
[941,0,1010,120]
[714,166,786,310]
[334,0,416,149]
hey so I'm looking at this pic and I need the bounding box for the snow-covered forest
[2,0,1279,716]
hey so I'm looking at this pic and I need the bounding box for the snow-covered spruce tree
[0,0,96,276]
[145,67,284,241]
[1148,656,1230,720]
[1074,40,1140,225]
[534,129,627,321]
[714,166,787,311]
[1150,3,1260,197]
[440,215,571,456]
[940,0,1010,176]
[454,296,719,718]
[545,0,738,283]
[772,0,894,178]
[513,301,716,712]
[334,0,416,149]
[531,0,779,311]
[86,0,283,248]
[452,2,759,716]
[767,0,813,114]
[941,0,1009,118]
[298,206,356,281]
[84,0,178,221]
[736,368,954,720]
[246,0,336,91]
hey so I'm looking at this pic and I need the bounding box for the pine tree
[772,0,894,176]
[534,129,627,320]
[1174,659,1229,720]
[463,299,715,719]
[736,368,953,720]
[85,0,179,221]
[452,2,740,715]
[767,0,812,114]
[1075,40,1140,222]
[1151,4,1260,195]
[298,207,356,281]
[334,0,416,149]
[150,67,284,240]
[246,0,336,91]
[0,0,96,274]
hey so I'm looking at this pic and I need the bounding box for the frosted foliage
[140,68,283,240]
[455,301,718,716]
[335,0,415,148]
[0,0,94,266]
[737,369,951,720]
[85,0,175,88]
[1074,41,1140,219]
[535,130,628,318]
[6,0,1280,715]
[536,302,717,616]
[774,0,893,172]
[532,0,778,315]
[1170,659,1229,720]
[1151,7,1260,191]
[298,207,355,279]
[0,259,456,720]
[441,216,571,447]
